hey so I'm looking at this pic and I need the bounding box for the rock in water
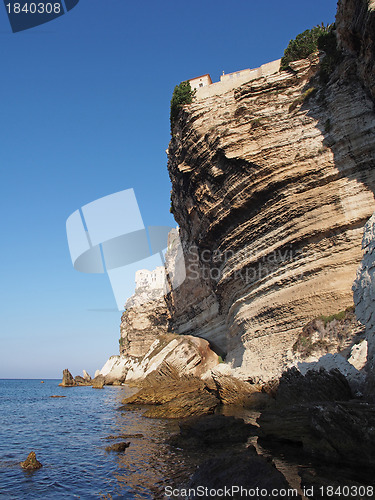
[105,442,130,453]
[74,375,91,386]
[58,369,76,387]
[20,451,43,470]
[92,375,105,389]
[83,370,91,382]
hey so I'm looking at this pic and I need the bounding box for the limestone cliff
[167,0,375,382]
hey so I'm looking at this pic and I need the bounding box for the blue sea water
[0,379,193,499]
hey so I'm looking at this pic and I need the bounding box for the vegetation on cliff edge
[170,80,195,130]
[280,23,333,71]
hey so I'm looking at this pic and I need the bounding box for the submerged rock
[50,395,66,398]
[105,433,143,440]
[105,442,130,453]
[58,369,76,387]
[169,414,257,448]
[20,451,43,470]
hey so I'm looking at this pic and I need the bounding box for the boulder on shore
[58,369,76,387]
[122,368,219,418]
[20,451,43,470]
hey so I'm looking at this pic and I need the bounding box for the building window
[199,83,203,87]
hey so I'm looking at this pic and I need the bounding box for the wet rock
[212,373,263,407]
[50,395,66,398]
[122,374,220,418]
[169,414,257,448]
[188,446,300,499]
[20,451,43,470]
[105,433,143,440]
[92,375,105,389]
[258,401,375,468]
[273,367,352,406]
[58,369,76,387]
[105,441,130,453]
[123,376,206,405]
[144,390,219,419]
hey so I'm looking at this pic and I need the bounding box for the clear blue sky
[0,0,337,378]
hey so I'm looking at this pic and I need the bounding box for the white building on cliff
[135,266,166,290]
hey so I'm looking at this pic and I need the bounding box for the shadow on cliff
[304,44,375,208]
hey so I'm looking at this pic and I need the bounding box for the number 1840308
[6,3,61,14]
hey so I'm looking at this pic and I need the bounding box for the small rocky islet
[56,0,375,494]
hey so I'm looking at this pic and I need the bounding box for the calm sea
[0,379,199,499]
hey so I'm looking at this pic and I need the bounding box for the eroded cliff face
[167,1,375,381]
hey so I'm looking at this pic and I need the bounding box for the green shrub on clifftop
[170,81,195,130]
[281,24,332,70]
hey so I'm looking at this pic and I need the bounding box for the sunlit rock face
[167,0,375,382]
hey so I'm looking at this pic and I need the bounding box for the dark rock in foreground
[59,369,76,387]
[105,442,130,453]
[258,400,375,468]
[188,445,300,499]
[169,414,257,448]
[20,451,43,470]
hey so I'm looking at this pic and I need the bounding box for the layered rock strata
[167,5,375,381]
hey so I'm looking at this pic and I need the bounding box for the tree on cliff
[170,81,196,130]
[280,23,332,70]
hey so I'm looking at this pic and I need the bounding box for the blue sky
[0,0,337,378]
